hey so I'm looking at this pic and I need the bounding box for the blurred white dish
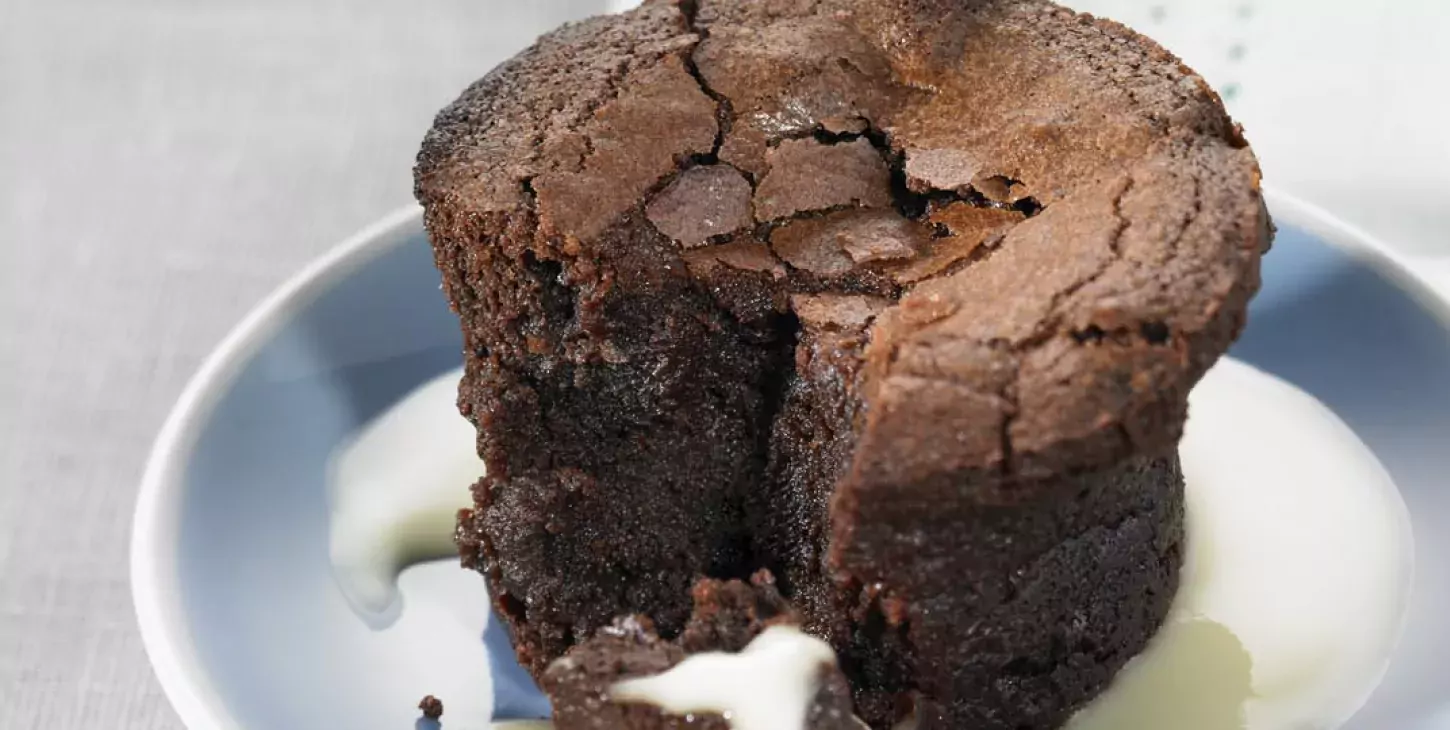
[131,188,1450,730]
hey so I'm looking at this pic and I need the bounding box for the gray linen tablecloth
[0,1,605,726]
[3,1,1448,729]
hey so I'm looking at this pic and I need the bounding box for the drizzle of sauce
[327,368,480,626]
[612,626,838,730]
[327,359,1412,730]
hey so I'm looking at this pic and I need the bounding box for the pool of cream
[326,358,1413,730]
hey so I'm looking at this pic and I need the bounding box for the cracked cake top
[415,0,1269,489]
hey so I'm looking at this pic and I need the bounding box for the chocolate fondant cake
[414,1,1270,728]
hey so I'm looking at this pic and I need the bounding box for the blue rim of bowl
[129,190,1450,730]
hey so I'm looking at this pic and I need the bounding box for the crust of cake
[417,1,1269,728]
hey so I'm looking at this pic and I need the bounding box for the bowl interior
[154,205,1450,729]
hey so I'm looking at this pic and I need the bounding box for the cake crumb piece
[418,695,444,720]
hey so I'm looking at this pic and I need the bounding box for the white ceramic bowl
[131,190,1450,730]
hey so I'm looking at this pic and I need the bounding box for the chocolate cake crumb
[417,695,443,720]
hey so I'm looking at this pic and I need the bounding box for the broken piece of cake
[544,572,862,730]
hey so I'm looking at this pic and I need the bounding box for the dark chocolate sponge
[415,1,1269,728]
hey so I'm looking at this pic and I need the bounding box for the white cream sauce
[327,358,1413,730]
[613,625,838,730]
[326,368,480,626]
[1067,358,1413,730]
